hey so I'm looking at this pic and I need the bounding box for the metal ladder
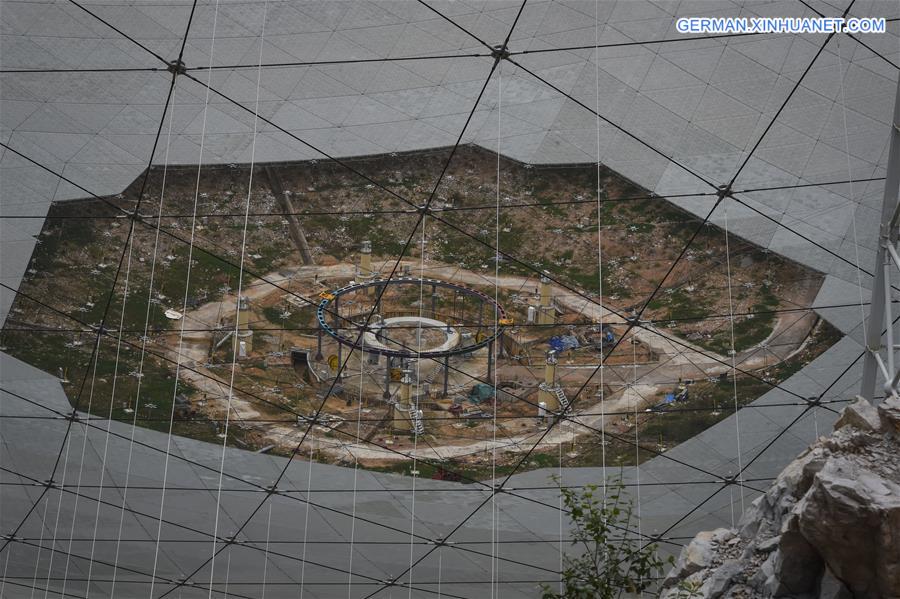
[551,386,570,412]
[408,405,425,435]
[423,362,441,386]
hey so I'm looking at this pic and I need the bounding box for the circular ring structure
[317,277,508,359]
[363,316,461,354]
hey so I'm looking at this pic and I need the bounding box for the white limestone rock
[834,396,881,432]
[662,400,900,599]
[797,458,900,598]
[877,395,900,434]
[662,528,734,589]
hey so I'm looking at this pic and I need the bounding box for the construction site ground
[1,147,838,478]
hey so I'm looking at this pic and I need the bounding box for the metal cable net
[0,0,898,597]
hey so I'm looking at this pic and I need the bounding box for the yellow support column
[234,295,254,358]
[538,275,555,325]
[539,275,552,307]
[537,350,559,410]
[359,240,373,277]
[393,369,413,432]
[359,240,375,296]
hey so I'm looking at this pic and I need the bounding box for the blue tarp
[549,334,579,351]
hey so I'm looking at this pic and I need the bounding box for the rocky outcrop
[660,396,900,599]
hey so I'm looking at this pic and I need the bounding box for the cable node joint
[716,184,733,200]
[624,313,643,326]
[491,44,510,63]
[167,59,187,76]
[722,475,738,486]
[804,395,822,407]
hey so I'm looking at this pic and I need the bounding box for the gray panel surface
[1,0,898,596]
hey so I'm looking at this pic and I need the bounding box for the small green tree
[542,475,670,599]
